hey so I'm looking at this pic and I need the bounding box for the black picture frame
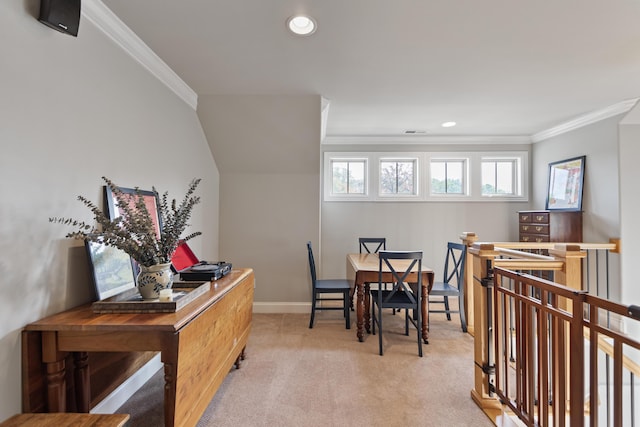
[545,155,586,211]
[85,239,137,300]
[103,184,164,280]
[104,185,163,238]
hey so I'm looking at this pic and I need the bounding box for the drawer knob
[536,237,543,242]
[523,226,529,231]
[522,236,529,242]
[535,226,542,232]
[522,215,529,221]
[536,215,544,221]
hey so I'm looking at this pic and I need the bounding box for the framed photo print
[85,240,137,300]
[104,185,163,238]
[545,155,585,211]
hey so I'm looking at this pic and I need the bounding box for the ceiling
[102,0,640,140]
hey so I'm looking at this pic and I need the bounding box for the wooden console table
[22,268,254,427]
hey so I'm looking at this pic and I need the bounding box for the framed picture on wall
[545,155,586,211]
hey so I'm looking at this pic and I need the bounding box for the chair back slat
[359,237,386,254]
[306,241,317,286]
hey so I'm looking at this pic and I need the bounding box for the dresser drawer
[519,212,532,223]
[520,224,549,234]
[531,212,549,224]
[520,234,550,243]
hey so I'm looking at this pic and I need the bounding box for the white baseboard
[90,354,163,414]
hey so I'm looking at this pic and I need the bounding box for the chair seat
[316,279,351,291]
[371,289,416,308]
[429,281,459,295]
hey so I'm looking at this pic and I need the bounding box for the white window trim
[376,155,421,200]
[325,156,369,199]
[323,151,528,202]
[428,156,469,197]
[478,153,528,201]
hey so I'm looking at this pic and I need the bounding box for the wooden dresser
[518,210,582,243]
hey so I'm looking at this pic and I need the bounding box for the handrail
[491,241,618,251]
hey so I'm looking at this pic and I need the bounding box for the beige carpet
[117,311,494,427]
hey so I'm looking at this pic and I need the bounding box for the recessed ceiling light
[441,121,457,128]
[286,15,317,36]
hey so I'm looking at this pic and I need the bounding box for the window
[379,159,417,196]
[330,159,366,195]
[430,159,466,195]
[481,158,520,196]
[323,150,528,202]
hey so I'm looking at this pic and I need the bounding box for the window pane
[481,162,496,195]
[397,161,414,194]
[380,161,397,193]
[447,161,463,194]
[380,160,416,195]
[348,161,365,194]
[332,161,348,194]
[331,160,366,195]
[431,161,446,194]
[496,162,513,194]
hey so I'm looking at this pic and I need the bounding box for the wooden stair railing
[461,235,623,426]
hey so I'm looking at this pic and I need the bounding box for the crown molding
[82,0,198,110]
[322,135,531,145]
[321,97,331,142]
[531,98,639,142]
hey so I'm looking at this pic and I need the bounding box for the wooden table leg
[364,283,371,333]
[42,331,66,412]
[73,352,90,412]
[422,282,429,344]
[356,283,364,342]
[163,361,177,427]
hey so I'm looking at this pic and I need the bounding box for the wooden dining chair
[428,242,467,332]
[371,250,423,356]
[307,242,351,329]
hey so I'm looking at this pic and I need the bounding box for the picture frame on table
[104,185,163,238]
[103,184,164,279]
[545,155,586,211]
[85,239,137,300]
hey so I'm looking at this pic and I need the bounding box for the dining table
[346,253,434,343]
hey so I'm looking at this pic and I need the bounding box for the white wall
[197,95,321,306]
[619,102,640,338]
[0,2,219,419]
[531,114,622,300]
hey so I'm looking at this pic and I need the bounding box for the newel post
[460,232,478,336]
[548,244,586,291]
[469,242,502,415]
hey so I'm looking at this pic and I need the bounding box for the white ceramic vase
[137,262,174,300]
